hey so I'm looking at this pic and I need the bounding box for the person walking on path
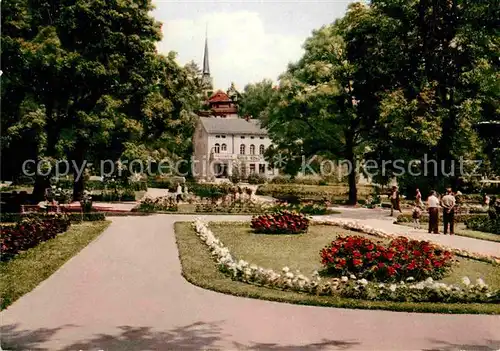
[416,188,423,207]
[390,186,402,216]
[427,190,440,234]
[441,188,456,235]
[412,203,422,229]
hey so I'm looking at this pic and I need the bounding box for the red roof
[208,90,232,103]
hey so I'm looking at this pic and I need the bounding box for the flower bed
[1,215,71,261]
[251,211,310,234]
[192,219,499,304]
[195,199,268,214]
[321,236,455,282]
[134,196,178,212]
[313,218,500,265]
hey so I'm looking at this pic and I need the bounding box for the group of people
[389,186,457,235]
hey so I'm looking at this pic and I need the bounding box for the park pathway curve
[1,214,499,351]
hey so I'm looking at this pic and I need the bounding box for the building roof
[199,117,267,135]
[208,90,232,103]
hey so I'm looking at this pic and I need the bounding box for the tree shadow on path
[1,322,360,351]
[232,339,360,350]
[423,338,500,351]
[0,323,76,351]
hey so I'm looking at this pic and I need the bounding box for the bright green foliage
[1,0,203,199]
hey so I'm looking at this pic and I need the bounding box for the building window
[249,144,255,155]
[240,144,246,155]
[216,135,221,138]
[251,136,254,139]
[250,164,256,174]
[259,144,265,155]
[259,164,266,174]
[260,137,264,139]
[241,136,245,139]
[221,143,227,152]
[214,143,220,153]
[221,135,226,138]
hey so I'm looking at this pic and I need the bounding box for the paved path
[2,214,499,351]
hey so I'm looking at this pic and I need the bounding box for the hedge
[0,212,105,223]
[465,216,500,235]
[256,184,373,201]
[54,179,147,191]
[396,213,488,224]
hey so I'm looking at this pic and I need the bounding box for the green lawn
[0,221,110,310]
[396,221,500,243]
[174,222,500,314]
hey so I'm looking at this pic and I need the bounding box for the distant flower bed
[321,236,455,282]
[135,196,178,212]
[0,215,71,261]
[195,199,267,214]
[251,211,309,234]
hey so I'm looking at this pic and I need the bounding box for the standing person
[427,190,440,234]
[412,203,422,229]
[415,188,423,207]
[176,183,183,203]
[441,188,456,235]
[389,186,402,216]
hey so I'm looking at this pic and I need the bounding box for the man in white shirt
[441,188,456,235]
[427,190,440,234]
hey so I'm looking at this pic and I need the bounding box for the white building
[192,115,276,181]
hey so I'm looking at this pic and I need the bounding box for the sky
[152,0,356,91]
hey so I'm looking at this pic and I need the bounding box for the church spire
[201,23,213,97]
[202,24,210,75]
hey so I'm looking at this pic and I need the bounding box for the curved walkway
[1,214,499,351]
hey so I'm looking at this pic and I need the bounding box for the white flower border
[192,218,498,304]
[311,218,500,266]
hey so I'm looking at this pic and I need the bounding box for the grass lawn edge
[173,221,500,315]
[0,221,111,310]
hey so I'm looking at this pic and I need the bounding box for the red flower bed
[320,235,455,282]
[1,215,71,261]
[251,210,309,234]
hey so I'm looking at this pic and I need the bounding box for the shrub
[269,202,330,215]
[256,184,373,202]
[269,176,292,184]
[0,215,71,261]
[251,210,310,234]
[247,173,266,185]
[135,196,178,212]
[321,236,455,282]
[465,216,500,234]
[191,184,231,203]
[0,212,105,223]
[396,213,487,223]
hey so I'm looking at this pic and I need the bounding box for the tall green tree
[238,79,277,119]
[344,0,500,194]
[263,19,370,204]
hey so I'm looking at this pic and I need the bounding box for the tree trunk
[32,175,51,202]
[345,137,358,206]
[72,145,86,201]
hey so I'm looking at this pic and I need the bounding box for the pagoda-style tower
[201,28,213,97]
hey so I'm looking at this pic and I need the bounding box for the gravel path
[1,214,499,350]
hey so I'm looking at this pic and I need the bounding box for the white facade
[192,118,276,181]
